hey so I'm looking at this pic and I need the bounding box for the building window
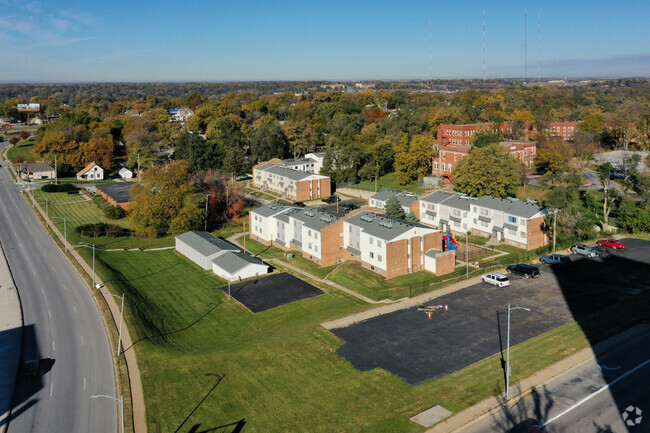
[369,237,374,245]
[315,245,319,252]
[378,255,382,262]
[480,209,489,216]
[370,252,374,259]
[308,229,311,236]
[377,240,382,247]
[442,163,446,171]
[472,206,477,212]
[308,243,312,249]
[520,219,526,226]
[520,232,526,239]
[448,164,453,171]
[433,161,438,170]
[508,216,517,223]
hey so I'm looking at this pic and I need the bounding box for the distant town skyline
[1,0,649,82]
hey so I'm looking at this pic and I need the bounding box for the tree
[534,138,574,174]
[222,146,247,177]
[9,137,19,145]
[384,195,405,219]
[124,127,163,168]
[452,143,520,198]
[596,162,614,229]
[250,123,288,164]
[169,204,204,235]
[283,120,316,158]
[542,186,598,242]
[409,135,434,181]
[405,211,419,223]
[19,130,30,140]
[202,170,245,229]
[128,161,197,238]
[472,133,499,148]
[82,125,114,168]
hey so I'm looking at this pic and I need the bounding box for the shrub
[103,205,126,220]
[9,137,20,145]
[75,222,130,238]
[41,184,78,193]
[12,156,24,164]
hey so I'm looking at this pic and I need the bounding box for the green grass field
[342,172,427,194]
[7,137,37,162]
[87,245,650,433]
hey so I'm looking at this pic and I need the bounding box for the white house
[76,162,104,181]
[119,167,133,179]
[211,251,269,281]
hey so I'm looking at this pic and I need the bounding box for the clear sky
[1,0,649,82]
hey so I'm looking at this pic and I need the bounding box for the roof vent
[320,216,332,223]
[360,215,374,223]
[269,204,278,210]
[304,210,315,217]
[380,221,393,229]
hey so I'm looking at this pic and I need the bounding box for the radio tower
[482,9,486,82]
[537,11,541,82]
[524,8,528,82]
[429,19,433,89]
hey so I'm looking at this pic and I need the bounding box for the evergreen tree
[405,211,419,223]
[384,195,405,219]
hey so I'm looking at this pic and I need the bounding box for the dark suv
[506,263,540,279]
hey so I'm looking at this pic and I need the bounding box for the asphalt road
[460,327,650,433]
[0,142,117,433]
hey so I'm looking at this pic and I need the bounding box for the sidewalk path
[26,191,147,433]
[0,243,22,433]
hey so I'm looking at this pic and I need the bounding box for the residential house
[76,162,104,181]
[118,167,133,179]
[368,189,418,215]
[96,182,135,210]
[252,162,331,201]
[20,162,55,180]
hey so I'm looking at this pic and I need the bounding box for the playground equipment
[443,232,459,251]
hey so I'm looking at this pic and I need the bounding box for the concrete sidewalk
[0,243,23,433]
[425,324,650,433]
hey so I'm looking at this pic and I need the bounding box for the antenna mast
[537,11,541,82]
[524,8,528,82]
[429,19,433,89]
[482,9,486,82]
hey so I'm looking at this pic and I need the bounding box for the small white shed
[175,231,239,270]
[119,167,133,179]
[211,251,269,281]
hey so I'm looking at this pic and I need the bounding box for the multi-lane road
[0,141,117,433]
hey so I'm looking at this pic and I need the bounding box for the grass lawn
[343,172,427,194]
[516,184,546,202]
[326,261,469,301]
[7,137,37,162]
[279,253,338,279]
[30,189,175,250]
[86,244,650,433]
[467,234,489,245]
[244,187,289,203]
[236,235,285,259]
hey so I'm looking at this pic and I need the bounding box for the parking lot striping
[63,284,68,291]
[543,358,650,427]
[80,335,84,346]
[72,305,76,313]
[49,383,53,397]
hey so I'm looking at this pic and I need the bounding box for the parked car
[292,201,306,207]
[506,263,540,279]
[539,253,571,265]
[571,244,600,258]
[596,239,626,249]
[320,195,340,203]
[510,419,545,433]
[481,272,510,287]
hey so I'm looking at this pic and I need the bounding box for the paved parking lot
[222,272,324,313]
[332,238,650,385]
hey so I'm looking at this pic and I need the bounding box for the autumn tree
[250,123,289,164]
[19,130,30,140]
[452,143,520,198]
[128,160,199,238]
[82,124,114,168]
[534,137,574,174]
[202,170,245,229]
[394,134,433,185]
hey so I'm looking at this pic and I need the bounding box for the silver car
[571,244,600,258]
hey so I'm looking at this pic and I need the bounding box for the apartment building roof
[252,202,299,218]
[288,207,340,231]
[474,196,546,219]
[282,156,318,166]
[346,211,429,241]
[419,191,457,204]
[257,163,326,181]
[370,189,418,208]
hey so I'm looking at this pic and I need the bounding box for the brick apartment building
[249,203,455,278]
[543,121,579,141]
[416,191,549,250]
[436,123,515,147]
[252,161,331,201]
[432,140,537,179]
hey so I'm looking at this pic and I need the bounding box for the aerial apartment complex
[249,203,455,278]
[252,161,331,201]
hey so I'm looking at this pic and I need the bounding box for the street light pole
[552,208,557,252]
[103,292,125,357]
[52,216,67,252]
[90,394,124,433]
[204,193,209,231]
[80,242,96,289]
[36,197,49,227]
[506,304,531,400]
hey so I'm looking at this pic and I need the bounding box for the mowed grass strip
[7,137,36,162]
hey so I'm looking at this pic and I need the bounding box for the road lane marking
[48,310,51,319]
[72,305,77,313]
[83,377,86,390]
[543,358,650,427]
[80,335,84,346]
[40,288,45,295]
[49,383,53,397]
[52,267,57,273]
[63,285,68,291]
[52,340,55,352]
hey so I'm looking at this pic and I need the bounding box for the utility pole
[506,304,531,400]
[243,221,247,253]
[54,155,57,185]
[204,193,209,231]
[553,208,557,252]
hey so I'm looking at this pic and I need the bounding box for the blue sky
[1,0,649,82]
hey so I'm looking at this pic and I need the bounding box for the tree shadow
[187,419,246,433]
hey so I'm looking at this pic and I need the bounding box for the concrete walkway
[427,323,650,433]
[321,275,484,329]
[26,191,147,433]
[0,243,22,433]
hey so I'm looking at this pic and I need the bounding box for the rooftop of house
[212,251,267,274]
[282,156,318,166]
[370,189,418,208]
[76,162,101,176]
[345,211,432,241]
[96,182,135,202]
[287,207,340,231]
[176,231,239,258]
[20,162,54,173]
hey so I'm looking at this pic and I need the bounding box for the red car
[596,239,626,249]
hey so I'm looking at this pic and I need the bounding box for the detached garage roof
[212,251,267,274]
[175,231,239,257]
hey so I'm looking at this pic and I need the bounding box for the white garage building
[175,231,269,280]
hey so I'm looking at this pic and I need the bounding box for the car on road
[539,253,571,265]
[510,419,545,433]
[506,263,540,279]
[481,272,510,287]
[292,201,306,207]
[571,244,600,257]
[321,195,340,203]
[596,238,626,249]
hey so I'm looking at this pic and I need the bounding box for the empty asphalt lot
[332,238,650,385]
